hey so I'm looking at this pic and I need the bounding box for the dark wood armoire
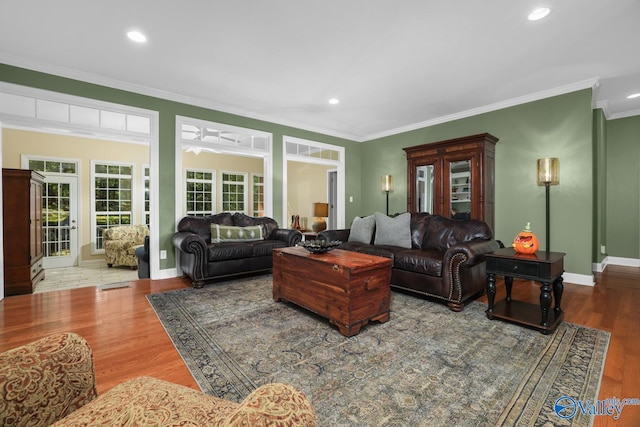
[403,133,498,232]
[2,168,45,296]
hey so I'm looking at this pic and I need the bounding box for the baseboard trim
[604,256,640,267]
[563,272,595,287]
[155,268,179,280]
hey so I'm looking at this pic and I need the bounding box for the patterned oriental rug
[147,275,609,427]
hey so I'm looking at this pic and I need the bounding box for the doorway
[42,176,79,268]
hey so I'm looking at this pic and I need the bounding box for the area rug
[147,275,609,426]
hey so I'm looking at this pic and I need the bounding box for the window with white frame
[222,172,247,214]
[143,166,150,225]
[185,169,215,216]
[92,162,134,251]
[252,173,264,217]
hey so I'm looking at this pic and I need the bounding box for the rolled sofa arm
[317,229,351,242]
[226,383,317,426]
[271,229,303,247]
[172,231,207,253]
[447,239,501,267]
[0,332,98,427]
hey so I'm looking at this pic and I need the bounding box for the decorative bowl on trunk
[299,240,342,254]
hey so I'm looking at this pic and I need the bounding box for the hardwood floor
[1,266,639,426]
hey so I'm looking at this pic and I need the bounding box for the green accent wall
[593,109,607,264]
[0,64,363,270]
[606,114,640,258]
[363,90,595,276]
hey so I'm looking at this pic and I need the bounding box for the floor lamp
[537,158,560,254]
[382,175,393,216]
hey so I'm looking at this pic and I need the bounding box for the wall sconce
[311,202,329,232]
[382,175,393,216]
[537,158,560,253]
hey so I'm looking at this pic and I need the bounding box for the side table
[485,247,565,334]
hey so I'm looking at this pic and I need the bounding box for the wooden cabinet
[404,133,498,232]
[3,169,45,296]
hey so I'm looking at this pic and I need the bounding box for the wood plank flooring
[1,266,639,426]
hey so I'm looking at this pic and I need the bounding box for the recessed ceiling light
[528,7,551,21]
[627,93,640,99]
[328,98,340,105]
[127,30,147,43]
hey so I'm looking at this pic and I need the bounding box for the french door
[42,176,79,268]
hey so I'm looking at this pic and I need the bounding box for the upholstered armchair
[102,224,149,268]
[0,333,317,426]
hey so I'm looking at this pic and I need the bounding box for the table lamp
[312,202,329,232]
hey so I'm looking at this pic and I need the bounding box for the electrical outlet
[160,250,167,259]
[600,245,606,255]
[349,196,354,202]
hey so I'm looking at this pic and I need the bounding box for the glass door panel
[450,160,471,220]
[416,165,434,213]
[42,176,78,268]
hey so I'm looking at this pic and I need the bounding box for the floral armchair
[0,333,317,426]
[102,224,149,268]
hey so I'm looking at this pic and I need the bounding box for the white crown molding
[363,78,601,142]
[3,55,610,143]
[595,100,611,119]
[608,108,640,120]
[0,54,362,142]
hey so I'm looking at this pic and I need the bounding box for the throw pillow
[211,224,264,243]
[348,215,376,244]
[374,212,411,248]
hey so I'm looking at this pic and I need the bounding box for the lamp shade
[537,158,560,185]
[382,175,393,192]
[313,202,329,217]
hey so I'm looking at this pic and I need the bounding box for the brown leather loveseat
[173,213,302,288]
[318,212,499,311]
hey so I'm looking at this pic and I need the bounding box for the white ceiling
[1,0,639,142]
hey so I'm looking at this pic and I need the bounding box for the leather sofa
[318,213,499,311]
[173,213,302,288]
[0,332,316,426]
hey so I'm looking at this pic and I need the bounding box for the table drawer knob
[333,265,339,271]
[513,265,518,271]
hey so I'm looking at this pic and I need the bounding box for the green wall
[0,64,363,270]
[593,109,607,264]
[606,115,640,258]
[363,90,595,276]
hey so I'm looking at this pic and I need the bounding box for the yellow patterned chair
[0,333,317,426]
[102,224,149,268]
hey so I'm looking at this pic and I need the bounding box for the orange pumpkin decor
[512,222,539,254]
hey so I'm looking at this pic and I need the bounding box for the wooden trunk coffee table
[272,247,392,337]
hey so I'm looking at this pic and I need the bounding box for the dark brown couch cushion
[423,215,492,252]
[177,213,233,242]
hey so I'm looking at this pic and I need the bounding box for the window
[92,162,134,251]
[143,166,150,225]
[252,174,264,217]
[185,169,215,216]
[28,159,77,174]
[222,172,247,214]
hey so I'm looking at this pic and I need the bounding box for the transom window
[28,159,77,174]
[92,162,134,251]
